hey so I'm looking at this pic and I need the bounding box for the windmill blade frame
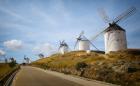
[58,40,68,51]
[83,35,100,50]
[114,6,136,24]
[59,40,62,45]
[62,40,65,44]
[24,57,27,60]
[90,28,106,41]
[74,40,79,49]
[98,8,111,23]
[74,31,84,50]
[58,40,62,51]
[78,31,84,39]
[80,31,84,36]
[89,41,100,51]
[58,45,61,51]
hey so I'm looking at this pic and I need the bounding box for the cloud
[0,49,5,56]
[4,40,23,50]
[33,43,55,54]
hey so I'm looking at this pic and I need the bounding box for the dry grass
[31,49,140,86]
[31,51,106,68]
[0,63,13,79]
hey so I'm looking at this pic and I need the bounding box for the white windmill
[91,7,136,54]
[24,55,30,64]
[58,40,69,54]
[74,31,99,51]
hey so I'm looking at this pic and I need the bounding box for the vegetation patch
[31,49,140,86]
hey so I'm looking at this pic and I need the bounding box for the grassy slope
[32,51,105,67]
[0,63,13,79]
[31,49,140,86]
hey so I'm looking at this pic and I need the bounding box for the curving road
[12,66,82,86]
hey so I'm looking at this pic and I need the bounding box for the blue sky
[0,0,140,63]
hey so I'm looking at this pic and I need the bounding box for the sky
[0,0,140,63]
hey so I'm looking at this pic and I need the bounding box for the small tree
[9,58,17,67]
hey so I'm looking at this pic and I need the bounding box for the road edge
[33,67,120,86]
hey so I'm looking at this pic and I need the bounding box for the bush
[75,62,88,76]
[75,62,87,71]
[8,60,16,68]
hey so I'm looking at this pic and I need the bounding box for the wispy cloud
[32,43,57,55]
[4,39,23,50]
[0,49,5,56]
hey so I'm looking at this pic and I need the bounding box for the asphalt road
[12,66,83,86]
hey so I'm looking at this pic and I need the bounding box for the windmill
[74,31,99,51]
[58,40,69,54]
[24,55,30,64]
[38,53,44,58]
[91,7,136,54]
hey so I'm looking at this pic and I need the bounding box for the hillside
[0,63,12,79]
[31,49,140,86]
[0,63,16,79]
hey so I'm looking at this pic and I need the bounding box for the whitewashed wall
[104,30,127,53]
[60,46,68,54]
[78,40,90,50]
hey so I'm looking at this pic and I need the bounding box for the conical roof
[60,42,68,47]
[77,35,88,41]
[104,23,125,32]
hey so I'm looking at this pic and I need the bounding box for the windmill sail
[90,6,137,53]
[98,8,111,23]
[114,7,136,23]
[74,31,84,49]
[90,28,106,41]
[91,6,136,41]
[74,40,79,49]
[58,40,69,54]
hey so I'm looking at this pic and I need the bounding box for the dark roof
[104,23,125,32]
[60,43,68,47]
[77,35,88,41]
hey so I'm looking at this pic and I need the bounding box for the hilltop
[31,49,140,86]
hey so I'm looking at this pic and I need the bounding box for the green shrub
[8,60,16,68]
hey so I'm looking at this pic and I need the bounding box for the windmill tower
[74,31,99,51]
[58,40,69,54]
[104,23,127,53]
[91,7,136,54]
